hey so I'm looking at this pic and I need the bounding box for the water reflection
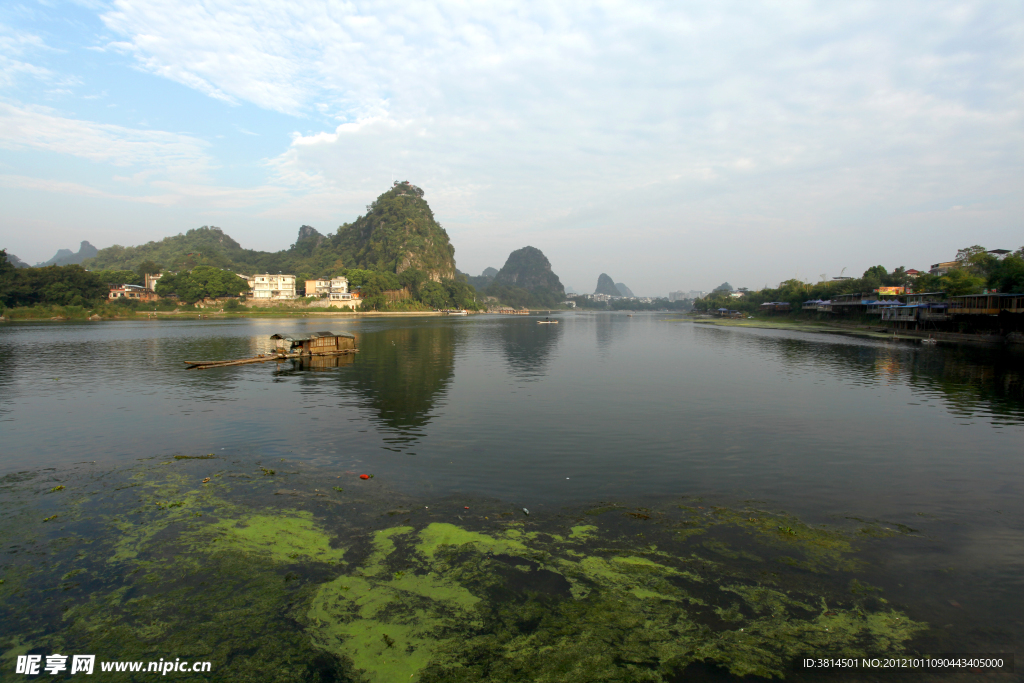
[727,329,1024,425]
[495,318,563,380]
[0,342,13,420]
[336,324,457,450]
[281,354,356,371]
[594,313,628,353]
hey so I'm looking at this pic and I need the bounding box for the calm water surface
[3,314,1021,517]
[2,313,1023,673]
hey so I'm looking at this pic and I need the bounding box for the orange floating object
[359,474,370,480]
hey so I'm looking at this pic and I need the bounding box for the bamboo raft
[184,350,357,370]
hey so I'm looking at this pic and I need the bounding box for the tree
[988,253,1024,293]
[419,281,449,309]
[155,267,249,303]
[93,269,142,286]
[398,268,428,299]
[0,250,17,307]
[1,264,107,307]
[860,265,886,292]
[886,266,910,287]
[136,260,162,279]
[444,279,476,309]
[911,272,943,293]
[954,244,999,278]
[939,269,986,296]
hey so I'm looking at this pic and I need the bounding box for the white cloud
[4,1,1021,290]
[0,101,211,174]
[0,103,295,215]
[0,23,56,88]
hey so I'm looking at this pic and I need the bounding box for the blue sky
[1,0,1021,295]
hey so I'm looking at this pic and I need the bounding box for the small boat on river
[537,319,559,324]
[184,331,357,370]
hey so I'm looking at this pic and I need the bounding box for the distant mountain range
[33,241,98,267]
[4,252,30,268]
[7,183,601,309]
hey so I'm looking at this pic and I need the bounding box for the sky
[0,1,1021,296]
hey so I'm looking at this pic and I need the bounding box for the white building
[249,274,296,300]
[304,276,349,298]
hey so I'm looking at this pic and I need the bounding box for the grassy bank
[0,302,191,320]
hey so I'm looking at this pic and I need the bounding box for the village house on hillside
[109,284,158,302]
[303,275,357,308]
[248,274,296,300]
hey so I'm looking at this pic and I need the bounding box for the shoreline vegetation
[0,303,564,321]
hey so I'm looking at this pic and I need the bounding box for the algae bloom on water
[306,520,924,682]
[0,464,926,683]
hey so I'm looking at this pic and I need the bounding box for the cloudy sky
[1,1,1021,294]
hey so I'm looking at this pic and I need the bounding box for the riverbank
[0,307,576,321]
[678,315,1015,345]
[0,308,462,321]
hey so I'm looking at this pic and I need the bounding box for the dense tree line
[154,266,250,303]
[694,245,1024,314]
[1,250,108,308]
[329,268,479,311]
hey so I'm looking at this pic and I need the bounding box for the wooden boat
[185,331,357,369]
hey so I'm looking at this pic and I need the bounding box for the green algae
[569,524,598,539]
[304,519,926,681]
[0,462,933,682]
[203,512,347,564]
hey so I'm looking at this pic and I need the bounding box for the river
[1,313,1020,681]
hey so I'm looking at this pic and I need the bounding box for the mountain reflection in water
[0,315,1021,510]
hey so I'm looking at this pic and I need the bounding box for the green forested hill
[83,182,457,283]
[327,182,456,280]
[487,246,566,308]
[84,227,262,273]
